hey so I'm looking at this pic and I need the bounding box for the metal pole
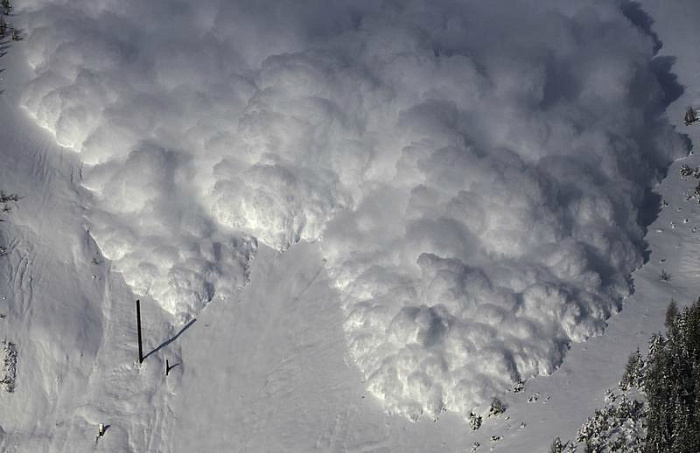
[136,299,143,363]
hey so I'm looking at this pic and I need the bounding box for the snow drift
[18,0,687,419]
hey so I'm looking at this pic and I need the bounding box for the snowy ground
[0,1,699,452]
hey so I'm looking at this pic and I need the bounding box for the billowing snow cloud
[18,0,687,419]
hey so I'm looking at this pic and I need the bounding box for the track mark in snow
[10,246,33,319]
[290,266,325,305]
[315,409,353,451]
[146,395,175,453]
[315,407,391,453]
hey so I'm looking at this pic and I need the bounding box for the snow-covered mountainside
[0,0,699,451]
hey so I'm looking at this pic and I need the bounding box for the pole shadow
[144,318,197,361]
[166,361,181,375]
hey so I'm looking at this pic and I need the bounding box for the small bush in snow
[512,380,525,393]
[1,341,17,393]
[0,192,19,204]
[488,397,506,417]
[0,192,20,215]
[679,163,700,178]
[468,412,482,430]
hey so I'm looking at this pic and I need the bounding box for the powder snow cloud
[18,0,687,419]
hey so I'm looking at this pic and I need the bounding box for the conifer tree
[550,437,563,453]
[644,333,671,452]
[665,299,678,331]
[644,300,700,452]
[621,348,645,390]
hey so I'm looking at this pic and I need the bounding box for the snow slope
[0,0,699,452]
[16,0,694,422]
[0,42,181,452]
[171,243,474,452]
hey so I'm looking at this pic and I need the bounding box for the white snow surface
[0,0,699,451]
[11,0,692,419]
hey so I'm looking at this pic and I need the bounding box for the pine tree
[644,334,672,452]
[644,300,700,452]
[550,437,563,453]
[621,348,645,391]
[666,299,679,332]
[684,300,700,450]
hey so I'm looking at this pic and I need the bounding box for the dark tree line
[0,0,19,41]
[622,299,700,452]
